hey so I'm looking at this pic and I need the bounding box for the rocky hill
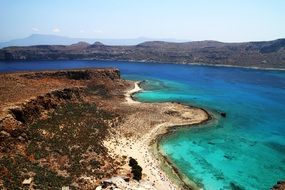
[0,39,285,69]
[0,68,129,189]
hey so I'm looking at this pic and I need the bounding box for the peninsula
[0,68,208,189]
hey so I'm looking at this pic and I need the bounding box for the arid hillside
[0,68,131,189]
[0,39,285,69]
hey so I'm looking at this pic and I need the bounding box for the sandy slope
[104,81,209,190]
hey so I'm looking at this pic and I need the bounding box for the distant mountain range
[0,38,285,69]
[0,34,186,48]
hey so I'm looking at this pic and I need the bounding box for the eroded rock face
[0,68,128,189]
[1,114,24,138]
[0,68,121,146]
[10,88,81,121]
[0,87,82,146]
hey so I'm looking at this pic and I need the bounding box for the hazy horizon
[1,0,285,42]
[2,33,285,44]
[0,33,189,44]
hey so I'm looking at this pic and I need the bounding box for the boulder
[22,177,32,185]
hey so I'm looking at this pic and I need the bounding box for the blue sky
[0,0,284,42]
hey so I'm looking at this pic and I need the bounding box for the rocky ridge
[0,39,285,69]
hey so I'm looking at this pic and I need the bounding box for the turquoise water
[1,60,285,189]
[134,67,285,190]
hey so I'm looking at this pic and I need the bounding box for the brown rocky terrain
[0,68,210,190]
[1,69,282,190]
[0,68,130,189]
[0,38,285,69]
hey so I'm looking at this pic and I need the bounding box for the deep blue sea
[1,60,285,190]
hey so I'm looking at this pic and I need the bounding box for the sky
[0,0,284,42]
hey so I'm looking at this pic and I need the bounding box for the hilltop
[0,34,184,48]
[0,38,285,69]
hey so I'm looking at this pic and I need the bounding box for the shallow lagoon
[1,60,285,189]
[134,65,285,190]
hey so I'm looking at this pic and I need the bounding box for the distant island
[0,34,186,48]
[1,38,285,69]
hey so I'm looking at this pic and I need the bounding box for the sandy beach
[125,81,142,104]
[104,81,209,190]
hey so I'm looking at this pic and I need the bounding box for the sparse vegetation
[0,102,122,189]
[1,39,285,69]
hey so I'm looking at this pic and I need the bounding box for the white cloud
[52,28,61,33]
[80,29,85,33]
[93,29,103,34]
[32,27,40,32]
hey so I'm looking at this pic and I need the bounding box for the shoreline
[1,60,285,75]
[153,113,214,190]
[84,59,285,71]
[104,80,211,190]
[125,81,142,104]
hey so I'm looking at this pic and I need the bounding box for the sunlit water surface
[1,60,285,189]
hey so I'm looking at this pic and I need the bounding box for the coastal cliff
[0,68,122,141]
[1,87,82,140]
[0,68,210,190]
[0,68,128,189]
[0,38,285,69]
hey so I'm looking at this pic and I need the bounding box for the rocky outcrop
[0,87,82,143]
[0,68,121,148]
[0,68,132,189]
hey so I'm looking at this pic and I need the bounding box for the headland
[0,68,209,189]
